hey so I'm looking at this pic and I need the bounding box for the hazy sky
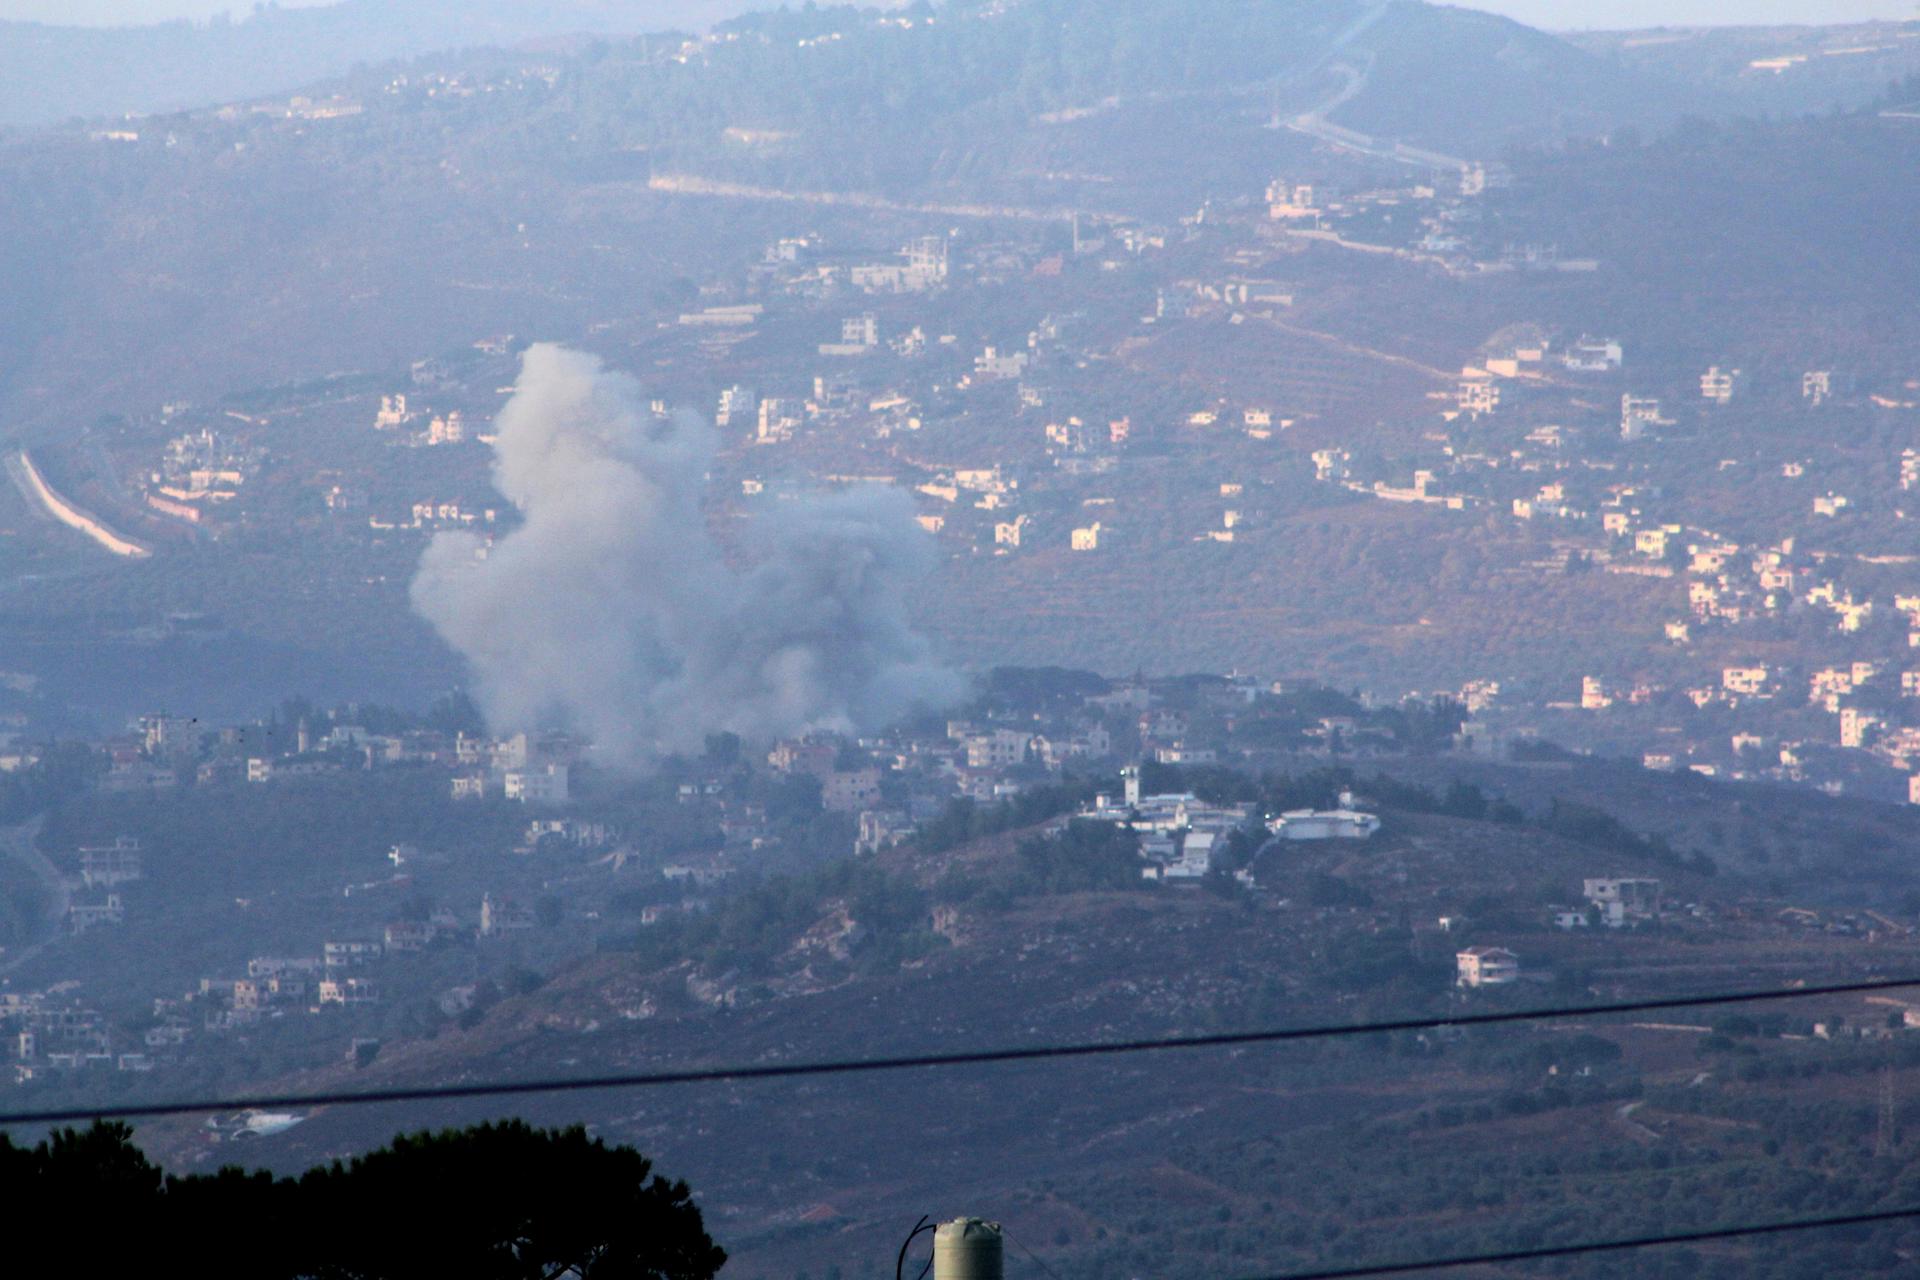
[1479,0,1918,28]
[0,0,1914,28]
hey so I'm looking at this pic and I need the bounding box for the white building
[962,728,1032,769]
[1268,795,1381,842]
[426,412,465,445]
[323,940,382,968]
[1084,769,1253,847]
[67,895,126,935]
[1266,179,1317,220]
[1456,946,1519,988]
[1634,527,1673,559]
[1840,708,1880,750]
[79,838,143,888]
[756,398,800,443]
[317,977,379,1006]
[716,385,758,427]
[503,764,569,805]
[856,809,915,855]
[1584,877,1661,925]
[850,236,948,292]
[974,347,1029,380]
[1563,337,1622,373]
[480,893,535,936]
[1620,395,1664,441]
[1700,366,1741,405]
[841,313,878,347]
[1136,832,1213,882]
[374,394,411,429]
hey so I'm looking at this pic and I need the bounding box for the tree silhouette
[0,1119,725,1280]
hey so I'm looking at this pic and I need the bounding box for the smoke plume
[410,344,960,765]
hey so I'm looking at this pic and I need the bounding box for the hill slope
[0,0,755,127]
[1323,0,1713,152]
[0,0,1712,435]
[129,761,1920,1280]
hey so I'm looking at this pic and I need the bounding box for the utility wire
[1,972,1914,1129]
[1002,1226,1068,1280]
[1243,1203,1920,1279]
[896,1215,935,1280]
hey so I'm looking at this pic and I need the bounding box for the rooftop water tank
[934,1218,1003,1280]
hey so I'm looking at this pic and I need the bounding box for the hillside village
[9,145,1918,804]
[12,685,1917,1277]
[7,660,1920,1095]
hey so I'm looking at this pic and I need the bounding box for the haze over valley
[4,3,1920,1276]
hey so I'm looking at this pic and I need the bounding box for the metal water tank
[933,1218,1003,1280]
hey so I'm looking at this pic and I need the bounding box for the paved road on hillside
[0,816,66,975]
[1282,0,1475,172]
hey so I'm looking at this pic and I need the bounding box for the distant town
[8,126,1919,809]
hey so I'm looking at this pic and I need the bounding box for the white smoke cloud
[410,343,961,765]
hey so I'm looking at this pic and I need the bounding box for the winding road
[1281,1,1474,173]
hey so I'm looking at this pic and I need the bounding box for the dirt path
[647,174,1122,225]
[1614,1098,1660,1143]
[1258,317,1456,382]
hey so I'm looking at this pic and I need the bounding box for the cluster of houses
[1259,164,1510,271]
[1308,318,1920,803]
[1570,650,1920,801]
[1666,534,1906,649]
[724,215,1202,558]
[370,394,483,451]
[1081,767,1257,884]
[3,991,138,1080]
[142,357,505,541]
[88,713,585,805]
[5,870,554,1080]
[142,426,262,526]
[1458,878,1666,989]
[705,672,1434,865]
[50,666,1476,891]
[1072,768,1380,884]
[54,836,143,937]
[1552,877,1664,931]
[758,232,952,297]
[105,892,539,1070]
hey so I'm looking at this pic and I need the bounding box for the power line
[1,973,1913,1129]
[1002,1226,1068,1280]
[1245,1203,1920,1279]
[895,1216,935,1280]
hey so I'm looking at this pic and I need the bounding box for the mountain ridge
[0,0,763,127]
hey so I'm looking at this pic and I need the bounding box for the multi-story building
[1456,946,1519,988]
[1584,878,1662,924]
